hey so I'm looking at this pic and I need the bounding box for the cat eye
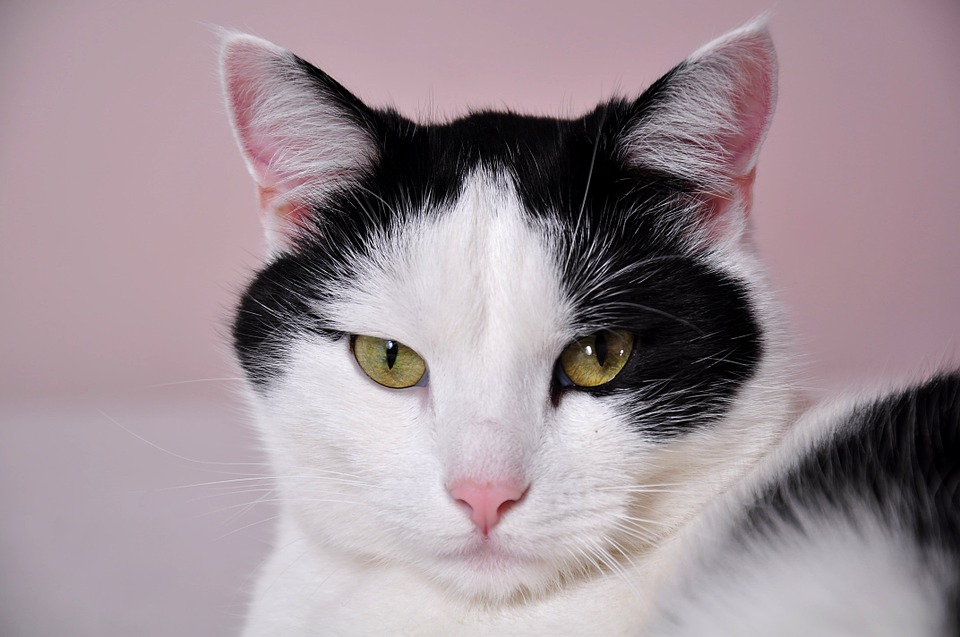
[558,330,634,388]
[352,335,427,389]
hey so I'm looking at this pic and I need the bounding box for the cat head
[221,20,793,601]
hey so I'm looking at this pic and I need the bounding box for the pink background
[1,0,958,634]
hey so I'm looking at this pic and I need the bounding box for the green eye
[352,335,426,389]
[559,330,634,388]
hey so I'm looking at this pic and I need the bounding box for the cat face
[222,22,793,601]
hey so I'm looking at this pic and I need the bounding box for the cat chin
[315,516,582,602]
[427,546,566,603]
[412,535,578,601]
[426,526,638,603]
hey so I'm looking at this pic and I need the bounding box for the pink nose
[449,481,526,535]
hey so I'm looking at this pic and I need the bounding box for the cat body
[219,20,958,636]
[645,373,960,636]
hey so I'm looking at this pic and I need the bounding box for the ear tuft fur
[622,18,778,197]
[219,32,378,252]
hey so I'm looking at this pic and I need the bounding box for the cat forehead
[297,108,700,340]
[323,170,571,353]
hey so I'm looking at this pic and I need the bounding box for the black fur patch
[737,372,960,628]
[233,55,762,437]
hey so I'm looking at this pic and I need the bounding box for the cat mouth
[446,535,538,571]
[429,535,569,601]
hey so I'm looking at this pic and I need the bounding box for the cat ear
[621,19,777,236]
[219,33,378,252]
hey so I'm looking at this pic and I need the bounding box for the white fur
[647,519,950,637]
[240,171,795,635]
[643,387,955,637]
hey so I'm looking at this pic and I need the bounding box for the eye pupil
[594,332,608,367]
[385,340,398,369]
[353,335,427,389]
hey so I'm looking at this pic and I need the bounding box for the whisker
[99,409,269,469]
[225,488,278,526]
[621,513,674,529]
[577,105,607,220]
[612,519,661,545]
[146,377,247,388]
[216,514,281,541]
[209,497,365,515]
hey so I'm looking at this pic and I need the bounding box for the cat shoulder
[647,371,960,636]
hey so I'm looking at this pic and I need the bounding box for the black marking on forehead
[237,107,635,388]
[235,92,762,438]
[233,252,341,386]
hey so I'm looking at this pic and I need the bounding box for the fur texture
[219,19,957,636]
[645,373,960,636]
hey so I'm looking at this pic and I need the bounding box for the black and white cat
[219,20,959,636]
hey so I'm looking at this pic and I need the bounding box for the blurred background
[1,0,958,634]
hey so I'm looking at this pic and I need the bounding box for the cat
[219,19,959,636]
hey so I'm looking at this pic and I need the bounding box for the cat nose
[449,480,527,535]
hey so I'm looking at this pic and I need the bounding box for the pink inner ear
[256,185,311,229]
[222,44,286,189]
[221,33,380,250]
[719,36,777,180]
[701,31,777,224]
[222,38,312,228]
[733,168,757,214]
[725,87,773,181]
